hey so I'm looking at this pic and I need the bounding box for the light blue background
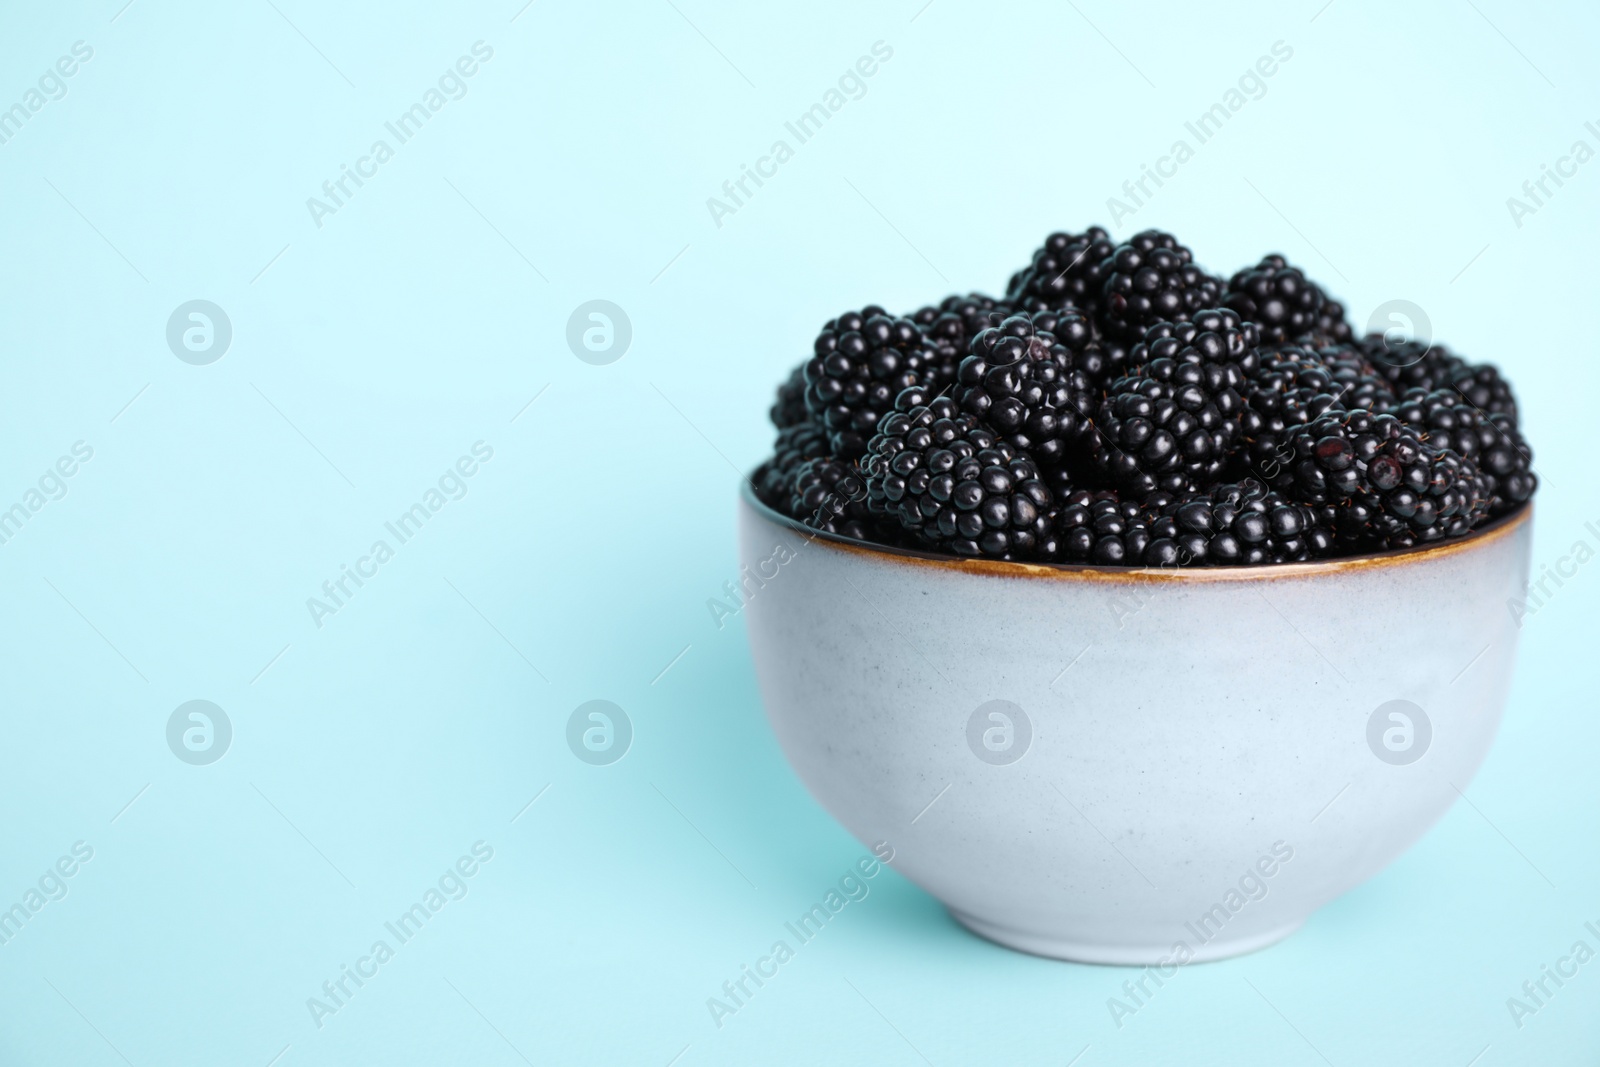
[1,1,1597,1063]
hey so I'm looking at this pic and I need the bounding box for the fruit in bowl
[742,228,1536,962]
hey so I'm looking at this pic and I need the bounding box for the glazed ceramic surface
[738,487,1533,964]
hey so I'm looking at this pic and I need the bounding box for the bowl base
[947,909,1305,965]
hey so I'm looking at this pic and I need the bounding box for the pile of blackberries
[753,227,1536,566]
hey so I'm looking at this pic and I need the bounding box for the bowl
[738,483,1532,964]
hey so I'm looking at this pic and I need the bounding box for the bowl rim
[739,479,1532,583]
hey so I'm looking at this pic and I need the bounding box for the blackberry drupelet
[1223,255,1343,345]
[804,307,930,460]
[1147,480,1326,565]
[863,396,1052,558]
[1006,227,1117,314]
[770,362,811,429]
[1098,230,1224,339]
[954,314,1100,472]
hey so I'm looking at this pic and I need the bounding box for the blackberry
[1006,227,1117,314]
[760,229,1534,562]
[1147,480,1326,565]
[1448,362,1518,419]
[1281,408,1412,505]
[770,362,811,429]
[1391,388,1492,459]
[1243,345,1344,431]
[1391,388,1535,513]
[1332,448,1490,549]
[804,307,930,459]
[1309,297,1354,345]
[954,314,1100,471]
[1314,343,1394,412]
[1223,255,1343,345]
[756,421,829,508]
[1048,490,1156,565]
[1484,413,1537,512]
[1097,230,1224,339]
[1130,308,1261,374]
[790,456,875,540]
[860,383,944,516]
[1093,351,1248,496]
[1359,337,1520,420]
[1285,409,1490,548]
[863,397,1052,558]
[911,293,1009,392]
[1028,306,1129,388]
[1358,336,1464,395]
[1239,344,1348,489]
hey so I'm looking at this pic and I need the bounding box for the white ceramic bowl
[739,486,1532,964]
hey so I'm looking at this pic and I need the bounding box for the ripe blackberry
[804,307,930,459]
[1391,388,1535,513]
[1391,388,1490,459]
[1130,307,1261,374]
[1147,480,1326,565]
[1027,306,1129,388]
[1048,490,1156,565]
[1281,408,1411,505]
[1097,230,1224,339]
[1239,344,1347,489]
[1244,345,1340,427]
[790,456,875,540]
[1484,413,1537,512]
[756,421,829,508]
[954,314,1100,471]
[908,292,1004,391]
[1093,353,1248,496]
[1309,297,1354,344]
[1223,255,1343,345]
[1314,343,1394,412]
[860,383,943,516]
[1359,337,1520,420]
[863,397,1052,558]
[1332,449,1490,549]
[1006,227,1117,313]
[764,228,1535,561]
[1448,362,1519,419]
[1358,336,1463,395]
[1285,409,1490,547]
[770,362,811,429]
[911,293,1009,392]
